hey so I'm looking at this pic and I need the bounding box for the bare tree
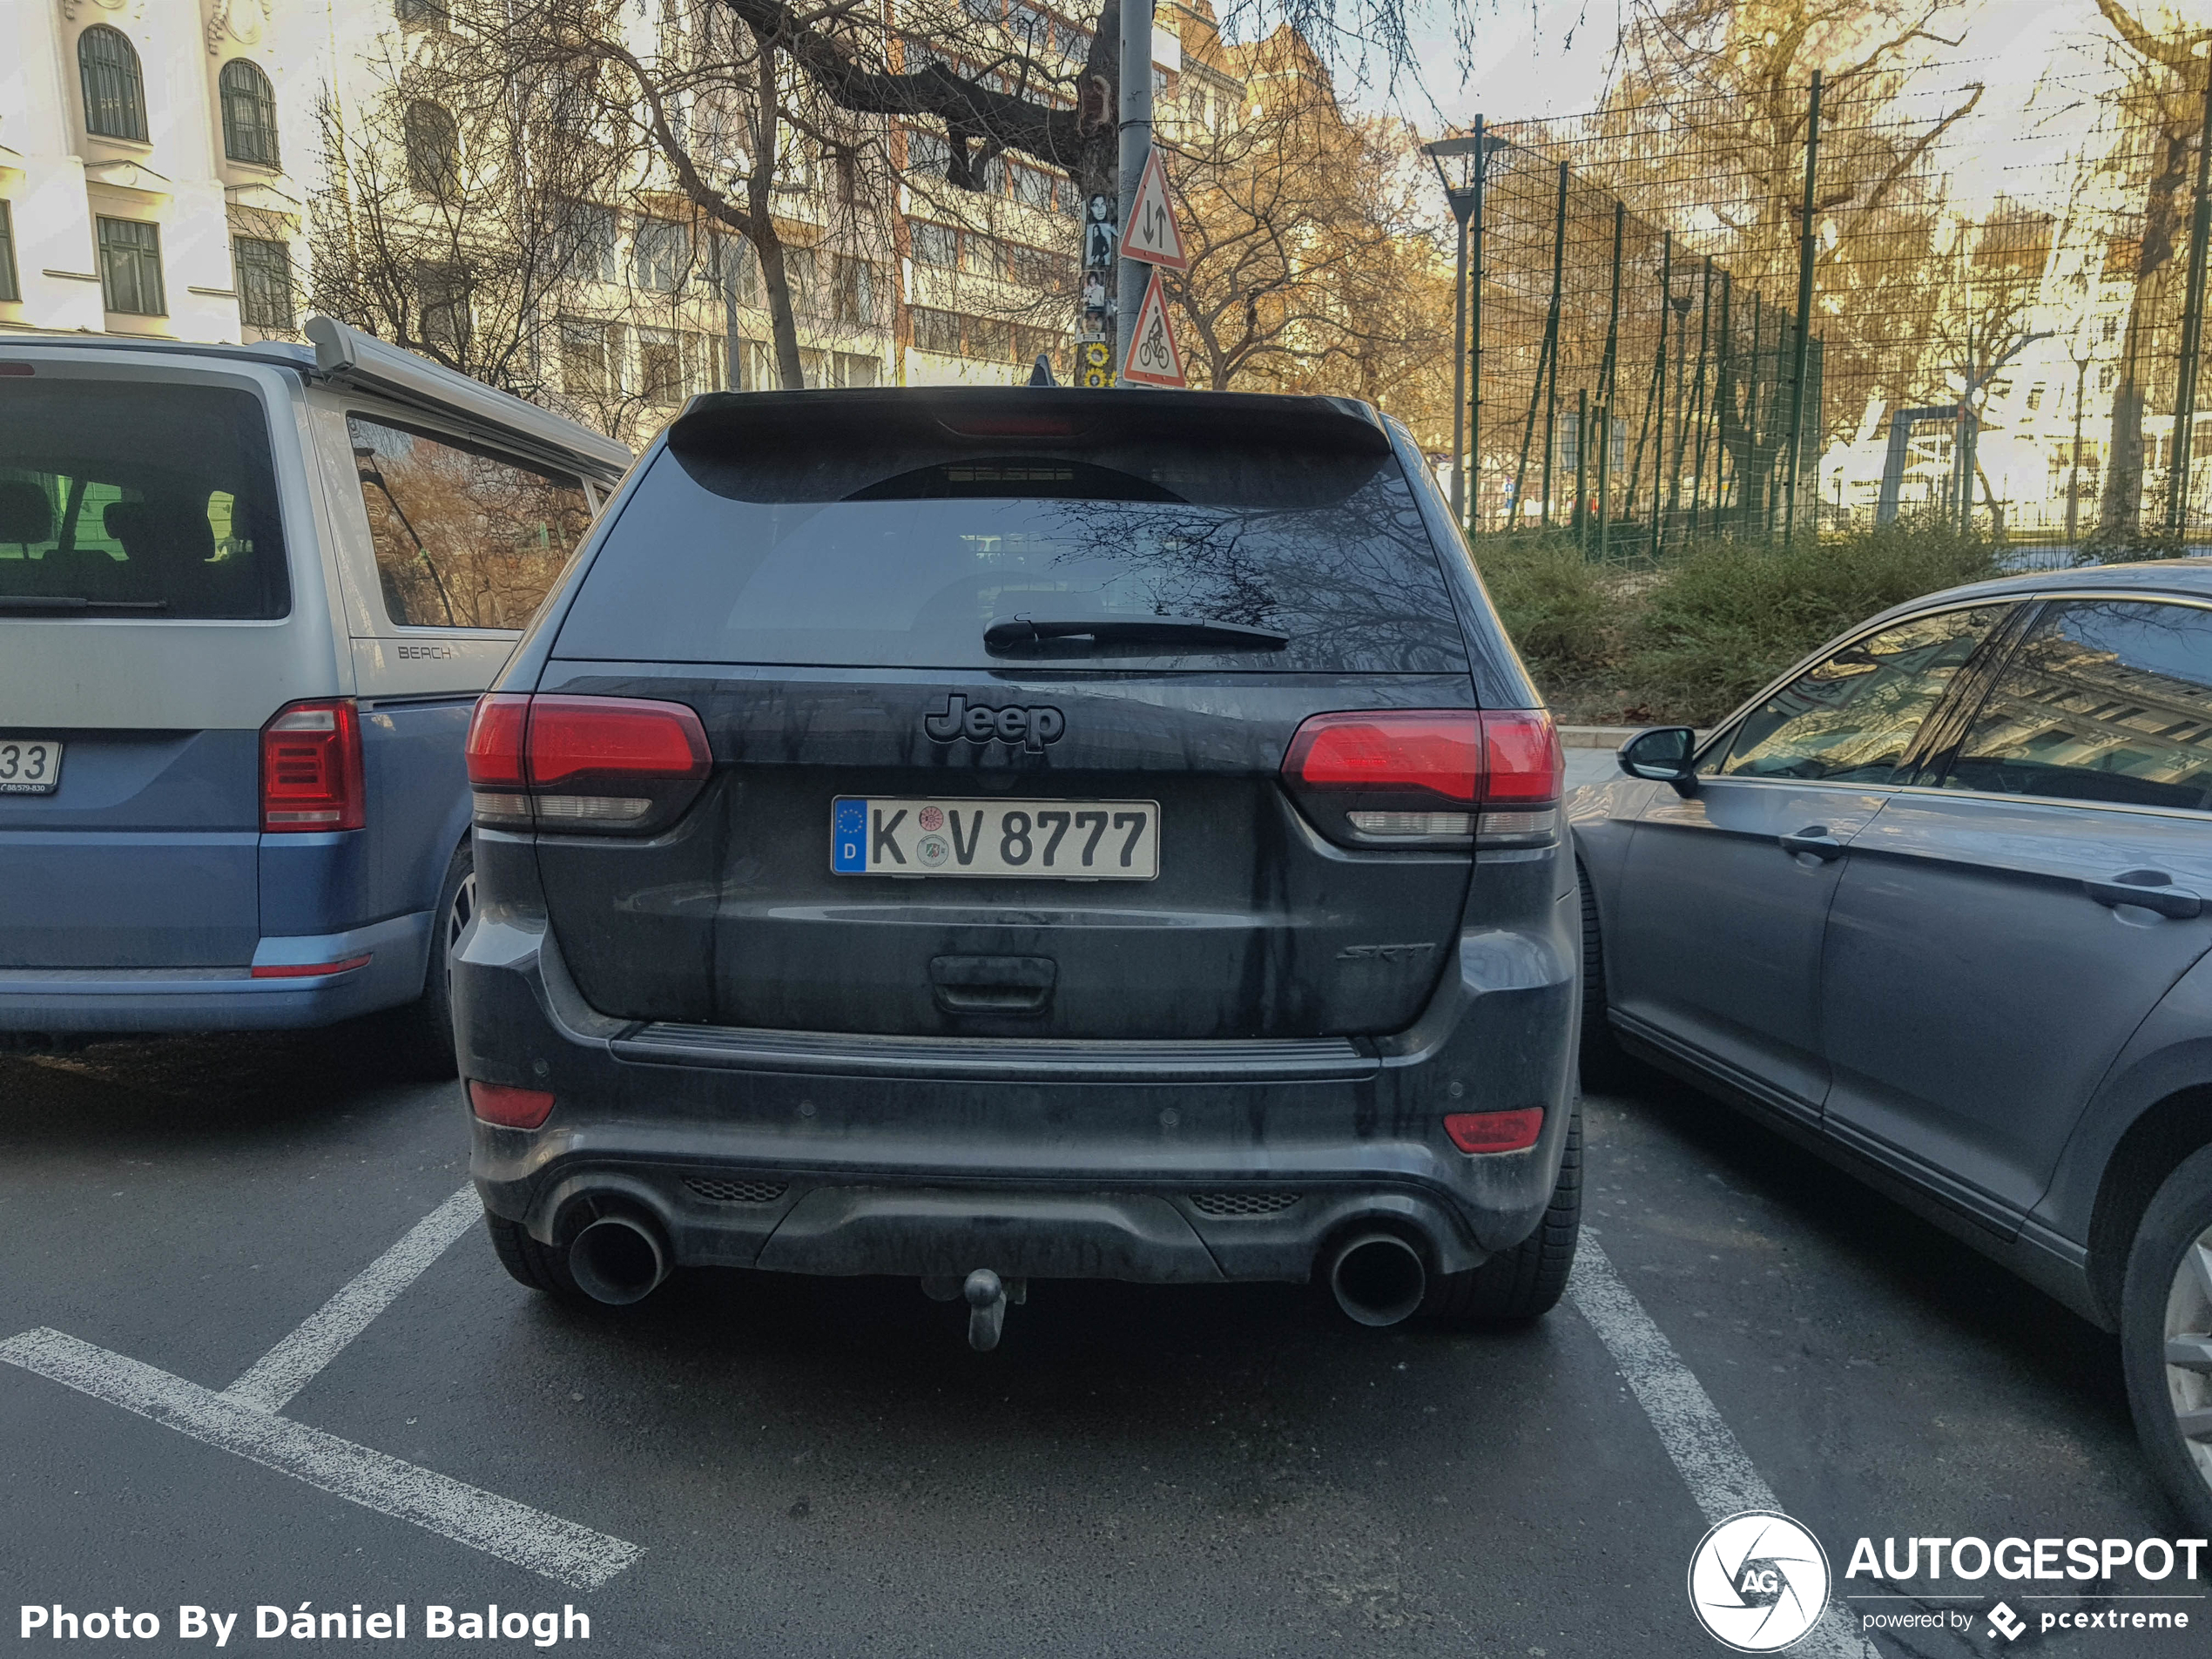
[2087,0,2211,541]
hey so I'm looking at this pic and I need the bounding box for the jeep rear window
[550,440,1468,672]
[0,379,290,619]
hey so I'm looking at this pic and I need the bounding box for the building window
[639,329,685,405]
[558,202,617,282]
[0,201,18,305]
[395,0,451,28]
[415,263,469,353]
[633,217,688,293]
[98,217,165,315]
[234,236,293,330]
[404,101,461,199]
[219,60,280,167]
[560,321,611,396]
[913,307,961,355]
[712,233,757,306]
[911,222,958,268]
[79,25,149,143]
[833,256,876,327]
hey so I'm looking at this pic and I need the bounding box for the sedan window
[1938,597,2212,812]
[1715,605,2008,784]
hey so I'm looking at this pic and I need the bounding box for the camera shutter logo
[1687,1511,1832,1652]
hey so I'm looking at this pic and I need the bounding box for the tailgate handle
[2086,871,2203,921]
[930,954,1056,1015]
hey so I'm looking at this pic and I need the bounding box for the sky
[1344,0,2190,129]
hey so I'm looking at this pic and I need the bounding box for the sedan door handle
[2085,872,2204,921]
[1778,826,1845,861]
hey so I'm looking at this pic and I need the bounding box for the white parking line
[0,1328,641,1590]
[1569,1236,1871,1658]
[226,1184,480,1413]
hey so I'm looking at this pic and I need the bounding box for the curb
[1557,725,1642,750]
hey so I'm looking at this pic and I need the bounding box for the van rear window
[0,380,289,620]
[552,440,1469,672]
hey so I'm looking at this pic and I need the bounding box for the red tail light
[1280,709,1561,847]
[466,693,711,833]
[261,699,365,833]
[465,693,529,787]
[469,1080,556,1129]
[1444,1108,1546,1153]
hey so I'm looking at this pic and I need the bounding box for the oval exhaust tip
[567,1214,668,1306]
[1328,1232,1426,1327]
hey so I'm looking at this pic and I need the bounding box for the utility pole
[1116,0,1154,383]
[1426,130,1487,521]
[1785,70,1822,542]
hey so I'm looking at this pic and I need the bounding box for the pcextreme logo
[1687,1511,1833,1652]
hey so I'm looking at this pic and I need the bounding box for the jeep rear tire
[1423,1107,1582,1324]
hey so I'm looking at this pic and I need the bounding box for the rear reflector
[251,954,372,979]
[261,699,365,833]
[1443,1108,1546,1153]
[469,1081,556,1129]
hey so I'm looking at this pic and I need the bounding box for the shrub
[1474,518,2004,726]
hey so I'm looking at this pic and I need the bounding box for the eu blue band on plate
[832,799,867,872]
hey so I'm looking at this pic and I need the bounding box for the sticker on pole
[1121,267,1186,388]
[1117,148,1187,271]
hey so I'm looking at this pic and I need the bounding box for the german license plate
[0,738,63,795]
[832,797,1159,879]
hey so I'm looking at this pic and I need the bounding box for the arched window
[403,100,460,199]
[219,60,280,167]
[78,26,148,143]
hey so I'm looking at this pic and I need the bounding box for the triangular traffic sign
[1120,266,1187,388]
[1117,147,1188,271]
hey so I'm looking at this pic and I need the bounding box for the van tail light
[467,692,711,833]
[1280,709,1561,848]
[261,699,365,832]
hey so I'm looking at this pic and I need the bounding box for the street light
[1426,129,1488,524]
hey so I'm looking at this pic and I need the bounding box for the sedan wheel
[2162,1221,2212,1491]
[2123,1144,2212,1531]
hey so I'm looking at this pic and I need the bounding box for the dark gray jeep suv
[453,388,1579,1346]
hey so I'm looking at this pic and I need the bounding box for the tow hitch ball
[921,1270,1028,1351]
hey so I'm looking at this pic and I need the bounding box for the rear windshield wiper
[983,616,1289,654]
[0,596,171,614]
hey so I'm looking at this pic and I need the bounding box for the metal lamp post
[1425,130,1486,524]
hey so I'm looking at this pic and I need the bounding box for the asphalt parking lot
[0,749,2194,1659]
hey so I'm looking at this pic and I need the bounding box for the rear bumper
[455,862,1582,1287]
[0,912,430,1034]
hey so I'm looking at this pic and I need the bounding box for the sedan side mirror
[1618,725,1700,795]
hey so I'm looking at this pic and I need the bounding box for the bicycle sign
[1120,267,1186,388]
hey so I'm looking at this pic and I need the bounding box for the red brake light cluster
[467,693,711,833]
[1279,709,1562,847]
[261,699,365,833]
